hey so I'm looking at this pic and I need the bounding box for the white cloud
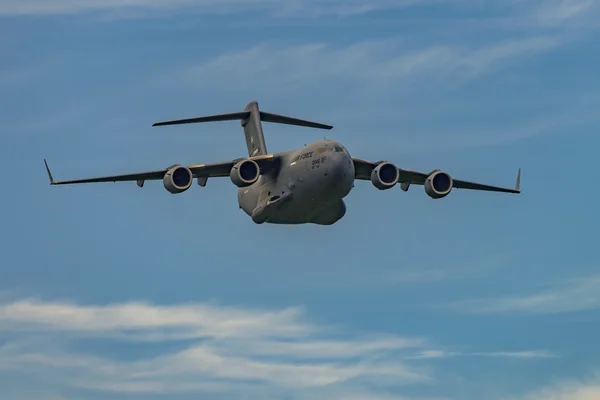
[182,36,564,93]
[471,351,556,359]
[0,297,552,398]
[374,255,511,285]
[527,386,600,400]
[0,298,311,339]
[408,350,555,360]
[446,275,600,314]
[216,336,427,359]
[0,0,449,17]
[5,0,597,153]
[0,0,249,16]
[532,0,596,26]
[3,346,424,391]
[510,374,600,400]
[3,0,596,23]
[169,33,600,151]
[0,297,430,397]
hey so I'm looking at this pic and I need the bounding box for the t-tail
[152,100,333,157]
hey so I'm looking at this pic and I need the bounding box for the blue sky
[1,0,599,399]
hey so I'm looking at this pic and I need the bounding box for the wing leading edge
[44,154,279,186]
[352,158,521,194]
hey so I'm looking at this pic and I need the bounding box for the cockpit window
[317,144,346,154]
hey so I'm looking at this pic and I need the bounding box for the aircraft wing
[44,154,279,186]
[352,158,521,194]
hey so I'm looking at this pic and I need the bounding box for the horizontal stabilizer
[259,112,332,130]
[152,112,249,127]
[152,105,333,130]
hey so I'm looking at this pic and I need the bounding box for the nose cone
[330,153,346,178]
[326,152,353,197]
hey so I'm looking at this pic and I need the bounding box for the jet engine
[370,162,399,190]
[230,159,260,187]
[424,170,453,199]
[163,165,193,194]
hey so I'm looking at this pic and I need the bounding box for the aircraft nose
[330,152,348,179]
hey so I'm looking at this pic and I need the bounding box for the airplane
[44,100,521,225]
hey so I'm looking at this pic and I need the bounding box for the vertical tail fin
[241,101,268,156]
[152,100,333,157]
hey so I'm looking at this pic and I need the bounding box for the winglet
[515,168,521,193]
[44,159,56,185]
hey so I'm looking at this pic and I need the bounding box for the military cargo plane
[44,101,521,225]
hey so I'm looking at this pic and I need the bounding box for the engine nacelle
[163,165,193,194]
[424,170,453,199]
[370,162,399,190]
[230,159,260,188]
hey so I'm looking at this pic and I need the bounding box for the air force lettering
[291,151,314,163]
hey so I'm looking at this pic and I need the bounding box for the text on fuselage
[291,151,314,163]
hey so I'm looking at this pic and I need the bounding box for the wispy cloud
[531,0,597,27]
[3,0,597,24]
[0,0,448,18]
[5,1,596,153]
[182,35,564,93]
[446,274,600,315]
[0,297,552,398]
[0,298,311,339]
[171,33,599,151]
[510,373,600,400]
[409,349,556,360]
[0,55,67,89]
[0,297,429,397]
[376,255,511,285]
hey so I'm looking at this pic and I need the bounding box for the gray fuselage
[237,140,355,225]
